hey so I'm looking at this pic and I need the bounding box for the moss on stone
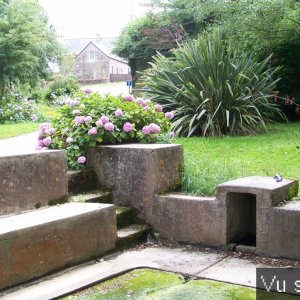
[48,196,68,206]
[287,183,299,200]
[62,268,274,300]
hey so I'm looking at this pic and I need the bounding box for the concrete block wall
[87,144,183,223]
[0,151,68,216]
[87,144,300,260]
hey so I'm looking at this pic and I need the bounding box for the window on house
[117,67,119,74]
[89,51,96,62]
[111,66,114,74]
[121,68,123,74]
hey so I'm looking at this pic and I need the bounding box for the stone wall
[0,151,68,216]
[87,144,183,223]
[75,43,110,82]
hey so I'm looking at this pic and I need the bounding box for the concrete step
[116,206,135,228]
[69,190,112,204]
[117,224,151,249]
[68,168,98,194]
[0,203,117,291]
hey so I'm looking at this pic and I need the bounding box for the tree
[113,13,185,85]
[0,0,63,96]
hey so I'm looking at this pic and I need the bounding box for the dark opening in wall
[226,192,256,246]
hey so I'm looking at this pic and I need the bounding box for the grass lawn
[176,122,300,196]
[0,122,40,139]
[0,104,59,139]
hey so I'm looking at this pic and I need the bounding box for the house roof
[63,37,127,64]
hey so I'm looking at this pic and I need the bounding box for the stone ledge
[0,202,117,290]
[0,150,68,216]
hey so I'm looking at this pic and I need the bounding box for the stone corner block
[0,150,68,216]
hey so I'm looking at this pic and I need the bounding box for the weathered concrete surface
[216,176,299,256]
[0,247,227,300]
[152,194,225,246]
[0,203,117,290]
[197,256,267,287]
[68,168,99,194]
[0,151,68,216]
[261,201,300,259]
[87,144,183,222]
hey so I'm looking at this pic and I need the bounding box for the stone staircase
[68,188,152,250]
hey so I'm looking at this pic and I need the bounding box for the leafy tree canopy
[115,0,300,95]
[0,0,63,95]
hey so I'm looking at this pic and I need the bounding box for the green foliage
[152,0,300,95]
[44,76,80,105]
[142,32,284,137]
[43,92,172,170]
[0,0,63,96]
[113,13,181,85]
[0,92,37,123]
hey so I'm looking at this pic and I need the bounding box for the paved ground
[0,131,39,156]
[1,245,277,300]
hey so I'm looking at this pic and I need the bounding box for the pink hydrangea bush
[40,92,174,170]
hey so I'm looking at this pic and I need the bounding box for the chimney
[96,34,101,43]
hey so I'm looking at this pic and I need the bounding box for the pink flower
[84,116,93,123]
[136,97,147,107]
[77,156,86,164]
[123,122,133,133]
[45,128,55,135]
[122,94,134,102]
[100,116,109,125]
[31,114,38,122]
[143,106,150,111]
[154,104,163,112]
[165,112,174,120]
[42,137,51,147]
[65,99,80,107]
[35,145,43,150]
[95,119,103,127]
[39,122,51,131]
[83,89,93,94]
[169,131,176,138]
[37,139,44,147]
[72,110,81,115]
[74,116,85,125]
[88,127,98,135]
[104,122,114,131]
[66,137,73,143]
[115,109,123,117]
[149,123,161,134]
[142,126,151,134]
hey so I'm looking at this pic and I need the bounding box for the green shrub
[0,93,37,123]
[142,32,285,137]
[38,92,173,170]
[44,75,80,105]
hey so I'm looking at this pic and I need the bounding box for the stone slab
[0,202,117,290]
[197,257,271,287]
[260,204,300,259]
[0,247,226,300]
[87,144,183,222]
[0,150,68,216]
[152,194,225,246]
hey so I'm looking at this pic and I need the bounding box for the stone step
[116,206,135,228]
[117,224,151,249]
[0,203,117,291]
[68,168,98,194]
[69,190,112,204]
